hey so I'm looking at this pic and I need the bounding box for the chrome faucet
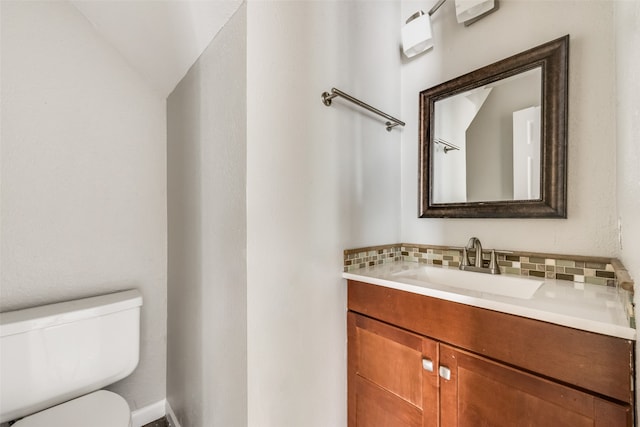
[460,237,500,274]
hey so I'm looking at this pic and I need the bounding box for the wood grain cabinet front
[347,280,634,427]
[439,345,630,427]
[348,312,439,427]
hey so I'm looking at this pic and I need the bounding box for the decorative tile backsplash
[344,245,403,270]
[344,243,618,287]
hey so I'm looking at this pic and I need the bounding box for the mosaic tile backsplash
[344,244,617,287]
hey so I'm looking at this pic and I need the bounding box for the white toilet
[0,290,143,427]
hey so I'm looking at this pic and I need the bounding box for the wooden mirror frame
[419,35,569,218]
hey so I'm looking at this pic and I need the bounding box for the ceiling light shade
[455,0,495,24]
[401,11,433,58]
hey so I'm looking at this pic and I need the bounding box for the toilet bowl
[0,290,142,426]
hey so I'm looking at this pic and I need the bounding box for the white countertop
[343,261,636,341]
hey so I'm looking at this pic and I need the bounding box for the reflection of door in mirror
[432,67,541,204]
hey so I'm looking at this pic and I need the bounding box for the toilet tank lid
[0,289,142,337]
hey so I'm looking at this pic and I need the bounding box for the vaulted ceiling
[71,0,243,98]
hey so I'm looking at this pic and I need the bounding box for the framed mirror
[419,35,569,218]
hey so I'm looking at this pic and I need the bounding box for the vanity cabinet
[347,280,634,427]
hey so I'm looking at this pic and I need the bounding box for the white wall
[166,4,247,426]
[432,95,473,203]
[246,1,401,425]
[401,0,617,255]
[614,1,640,418]
[615,0,640,289]
[0,0,167,412]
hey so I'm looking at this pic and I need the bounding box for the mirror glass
[419,35,568,218]
[432,67,542,204]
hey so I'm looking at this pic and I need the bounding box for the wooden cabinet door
[348,312,439,427]
[439,344,632,427]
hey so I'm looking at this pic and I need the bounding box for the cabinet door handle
[422,358,434,372]
[439,366,451,380]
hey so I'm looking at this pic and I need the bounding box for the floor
[142,417,169,427]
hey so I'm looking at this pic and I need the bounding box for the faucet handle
[488,250,500,274]
[461,247,469,267]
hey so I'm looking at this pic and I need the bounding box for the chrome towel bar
[321,87,405,132]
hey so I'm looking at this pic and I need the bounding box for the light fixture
[401,10,433,58]
[401,0,498,58]
[455,0,498,26]
[401,0,446,58]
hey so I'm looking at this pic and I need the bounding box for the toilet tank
[0,290,142,423]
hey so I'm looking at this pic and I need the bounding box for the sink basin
[392,266,544,299]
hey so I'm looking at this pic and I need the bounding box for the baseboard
[165,400,182,427]
[131,399,166,427]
